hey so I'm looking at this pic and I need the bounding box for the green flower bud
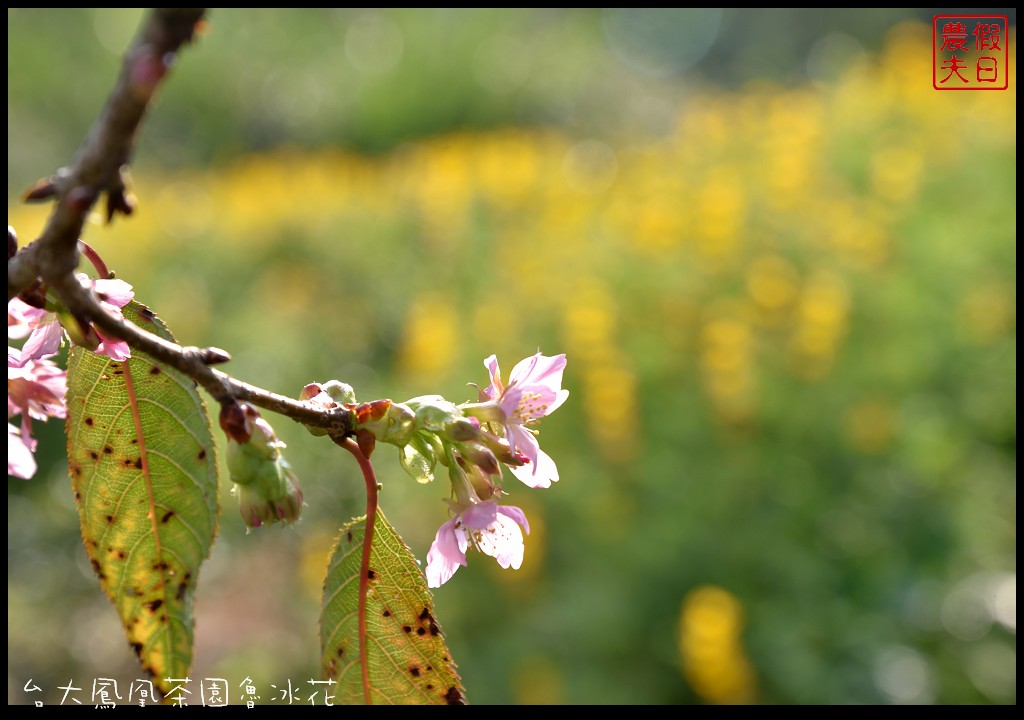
[355,400,416,447]
[298,383,336,437]
[399,432,438,484]
[235,458,303,530]
[406,395,462,432]
[445,417,481,442]
[322,380,357,405]
[224,405,303,529]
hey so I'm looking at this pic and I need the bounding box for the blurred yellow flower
[679,585,758,704]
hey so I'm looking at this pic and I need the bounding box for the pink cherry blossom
[481,351,569,488]
[7,348,67,479]
[6,276,134,365]
[8,298,62,364]
[8,350,67,432]
[425,499,530,588]
[89,277,135,361]
[8,297,38,339]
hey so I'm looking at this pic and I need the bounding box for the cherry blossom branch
[48,272,354,434]
[7,8,357,437]
[9,8,208,300]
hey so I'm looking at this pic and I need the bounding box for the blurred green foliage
[8,8,950,184]
[8,8,1016,706]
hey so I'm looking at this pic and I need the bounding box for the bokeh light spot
[874,645,933,704]
[345,11,404,77]
[601,8,722,77]
[563,140,618,195]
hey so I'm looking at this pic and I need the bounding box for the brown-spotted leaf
[320,508,465,705]
[66,301,219,695]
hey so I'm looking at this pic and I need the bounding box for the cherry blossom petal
[19,318,64,365]
[8,424,37,479]
[497,505,531,535]
[461,500,500,529]
[509,445,559,489]
[509,352,567,389]
[93,278,134,308]
[469,511,526,570]
[18,413,37,452]
[8,299,44,340]
[498,384,523,419]
[545,387,570,416]
[8,357,67,422]
[483,354,503,399]
[426,518,467,588]
[507,424,540,465]
[507,353,541,385]
[94,330,131,362]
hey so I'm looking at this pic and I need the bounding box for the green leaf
[320,508,465,705]
[66,301,219,696]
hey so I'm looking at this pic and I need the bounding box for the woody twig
[7,7,356,436]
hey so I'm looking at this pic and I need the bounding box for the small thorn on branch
[183,345,232,366]
[106,170,137,224]
[198,347,232,366]
[23,177,59,203]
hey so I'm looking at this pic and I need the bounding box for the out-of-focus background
[7,8,1016,705]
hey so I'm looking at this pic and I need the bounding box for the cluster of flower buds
[220,400,303,530]
[302,351,568,587]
